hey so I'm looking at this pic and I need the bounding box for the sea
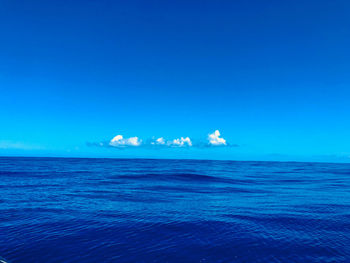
[0,157,349,262]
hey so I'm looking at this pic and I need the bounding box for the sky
[0,0,350,162]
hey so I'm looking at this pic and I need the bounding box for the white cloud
[150,137,165,145]
[150,136,192,147]
[109,135,141,147]
[168,137,192,147]
[208,130,226,146]
[156,137,165,145]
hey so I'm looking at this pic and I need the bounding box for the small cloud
[155,137,165,145]
[168,137,192,147]
[208,130,226,146]
[109,135,141,147]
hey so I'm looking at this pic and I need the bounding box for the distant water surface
[0,157,350,262]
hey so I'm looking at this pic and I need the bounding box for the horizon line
[0,154,349,165]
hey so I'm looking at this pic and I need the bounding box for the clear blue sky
[1,0,349,162]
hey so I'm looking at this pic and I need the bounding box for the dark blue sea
[0,157,350,262]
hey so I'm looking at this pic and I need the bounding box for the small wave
[1,157,350,262]
[118,172,221,182]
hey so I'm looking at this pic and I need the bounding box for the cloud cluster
[109,135,141,147]
[208,130,227,146]
[169,137,192,147]
[88,130,234,149]
[150,136,192,147]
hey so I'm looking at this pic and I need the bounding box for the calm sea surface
[0,157,349,262]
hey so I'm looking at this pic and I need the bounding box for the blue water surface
[0,157,349,262]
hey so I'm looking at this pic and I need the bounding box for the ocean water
[0,157,349,263]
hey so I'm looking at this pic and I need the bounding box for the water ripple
[0,157,350,262]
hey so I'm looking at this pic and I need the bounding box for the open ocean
[0,157,349,262]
